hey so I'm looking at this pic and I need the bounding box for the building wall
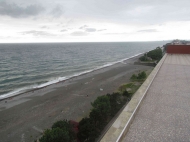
[167,45,190,54]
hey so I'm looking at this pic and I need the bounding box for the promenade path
[123,54,190,141]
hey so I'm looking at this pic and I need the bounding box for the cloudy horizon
[0,0,190,43]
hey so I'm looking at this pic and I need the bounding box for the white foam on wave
[0,86,32,100]
[0,52,144,100]
[94,52,144,70]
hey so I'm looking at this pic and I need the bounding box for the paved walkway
[123,54,190,142]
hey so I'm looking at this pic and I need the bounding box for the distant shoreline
[0,52,145,101]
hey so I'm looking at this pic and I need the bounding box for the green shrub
[130,71,147,80]
[52,120,75,141]
[39,128,69,142]
[52,120,70,130]
[91,96,111,123]
[78,93,127,142]
[147,47,162,60]
[139,56,148,61]
[139,47,163,62]
[123,90,132,97]
[130,74,137,80]
[77,118,99,142]
[39,120,76,142]
[107,93,122,116]
[137,71,146,80]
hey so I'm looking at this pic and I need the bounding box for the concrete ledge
[100,54,167,142]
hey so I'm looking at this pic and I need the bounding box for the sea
[0,41,168,99]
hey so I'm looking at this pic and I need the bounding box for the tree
[139,55,148,61]
[52,120,75,141]
[147,48,162,60]
[77,118,99,142]
[39,128,69,142]
[91,96,111,123]
[52,120,70,130]
[39,120,76,142]
[106,93,122,116]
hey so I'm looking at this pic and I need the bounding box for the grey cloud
[72,0,190,24]
[85,28,96,32]
[60,29,67,32]
[0,2,44,18]
[20,30,55,36]
[97,29,107,32]
[79,25,88,29]
[137,29,158,33]
[70,31,88,36]
[104,32,129,35]
[41,26,49,29]
[51,5,64,17]
[3,0,190,24]
[79,26,98,32]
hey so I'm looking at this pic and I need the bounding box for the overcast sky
[0,0,190,43]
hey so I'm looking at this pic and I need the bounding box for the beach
[0,54,153,142]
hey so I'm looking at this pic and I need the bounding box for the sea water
[0,41,168,99]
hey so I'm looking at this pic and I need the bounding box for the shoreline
[0,52,145,101]
[0,53,153,142]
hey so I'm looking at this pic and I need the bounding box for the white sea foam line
[0,52,144,100]
[0,85,35,100]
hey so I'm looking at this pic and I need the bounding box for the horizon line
[0,40,172,44]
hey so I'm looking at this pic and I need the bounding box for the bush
[52,120,75,141]
[77,118,99,142]
[78,93,127,142]
[139,56,148,61]
[139,48,163,62]
[52,120,70,130]
[107,93,123,116]
[147,47,162,61]
[90,96,111,125]
[39,120,76,142]
[131,71,147,80]
[39,128,70,142]
[130,74,137,80]
[123,91,132,101]
[137,71,146,80]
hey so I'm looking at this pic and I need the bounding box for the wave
[0,52,144,100]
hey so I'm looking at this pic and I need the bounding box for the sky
[0,0,190,43]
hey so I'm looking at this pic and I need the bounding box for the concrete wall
[167,45,190,54]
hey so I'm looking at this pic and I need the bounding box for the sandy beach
[0,55,153,142]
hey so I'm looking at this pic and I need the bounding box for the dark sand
[0,55,153,142]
